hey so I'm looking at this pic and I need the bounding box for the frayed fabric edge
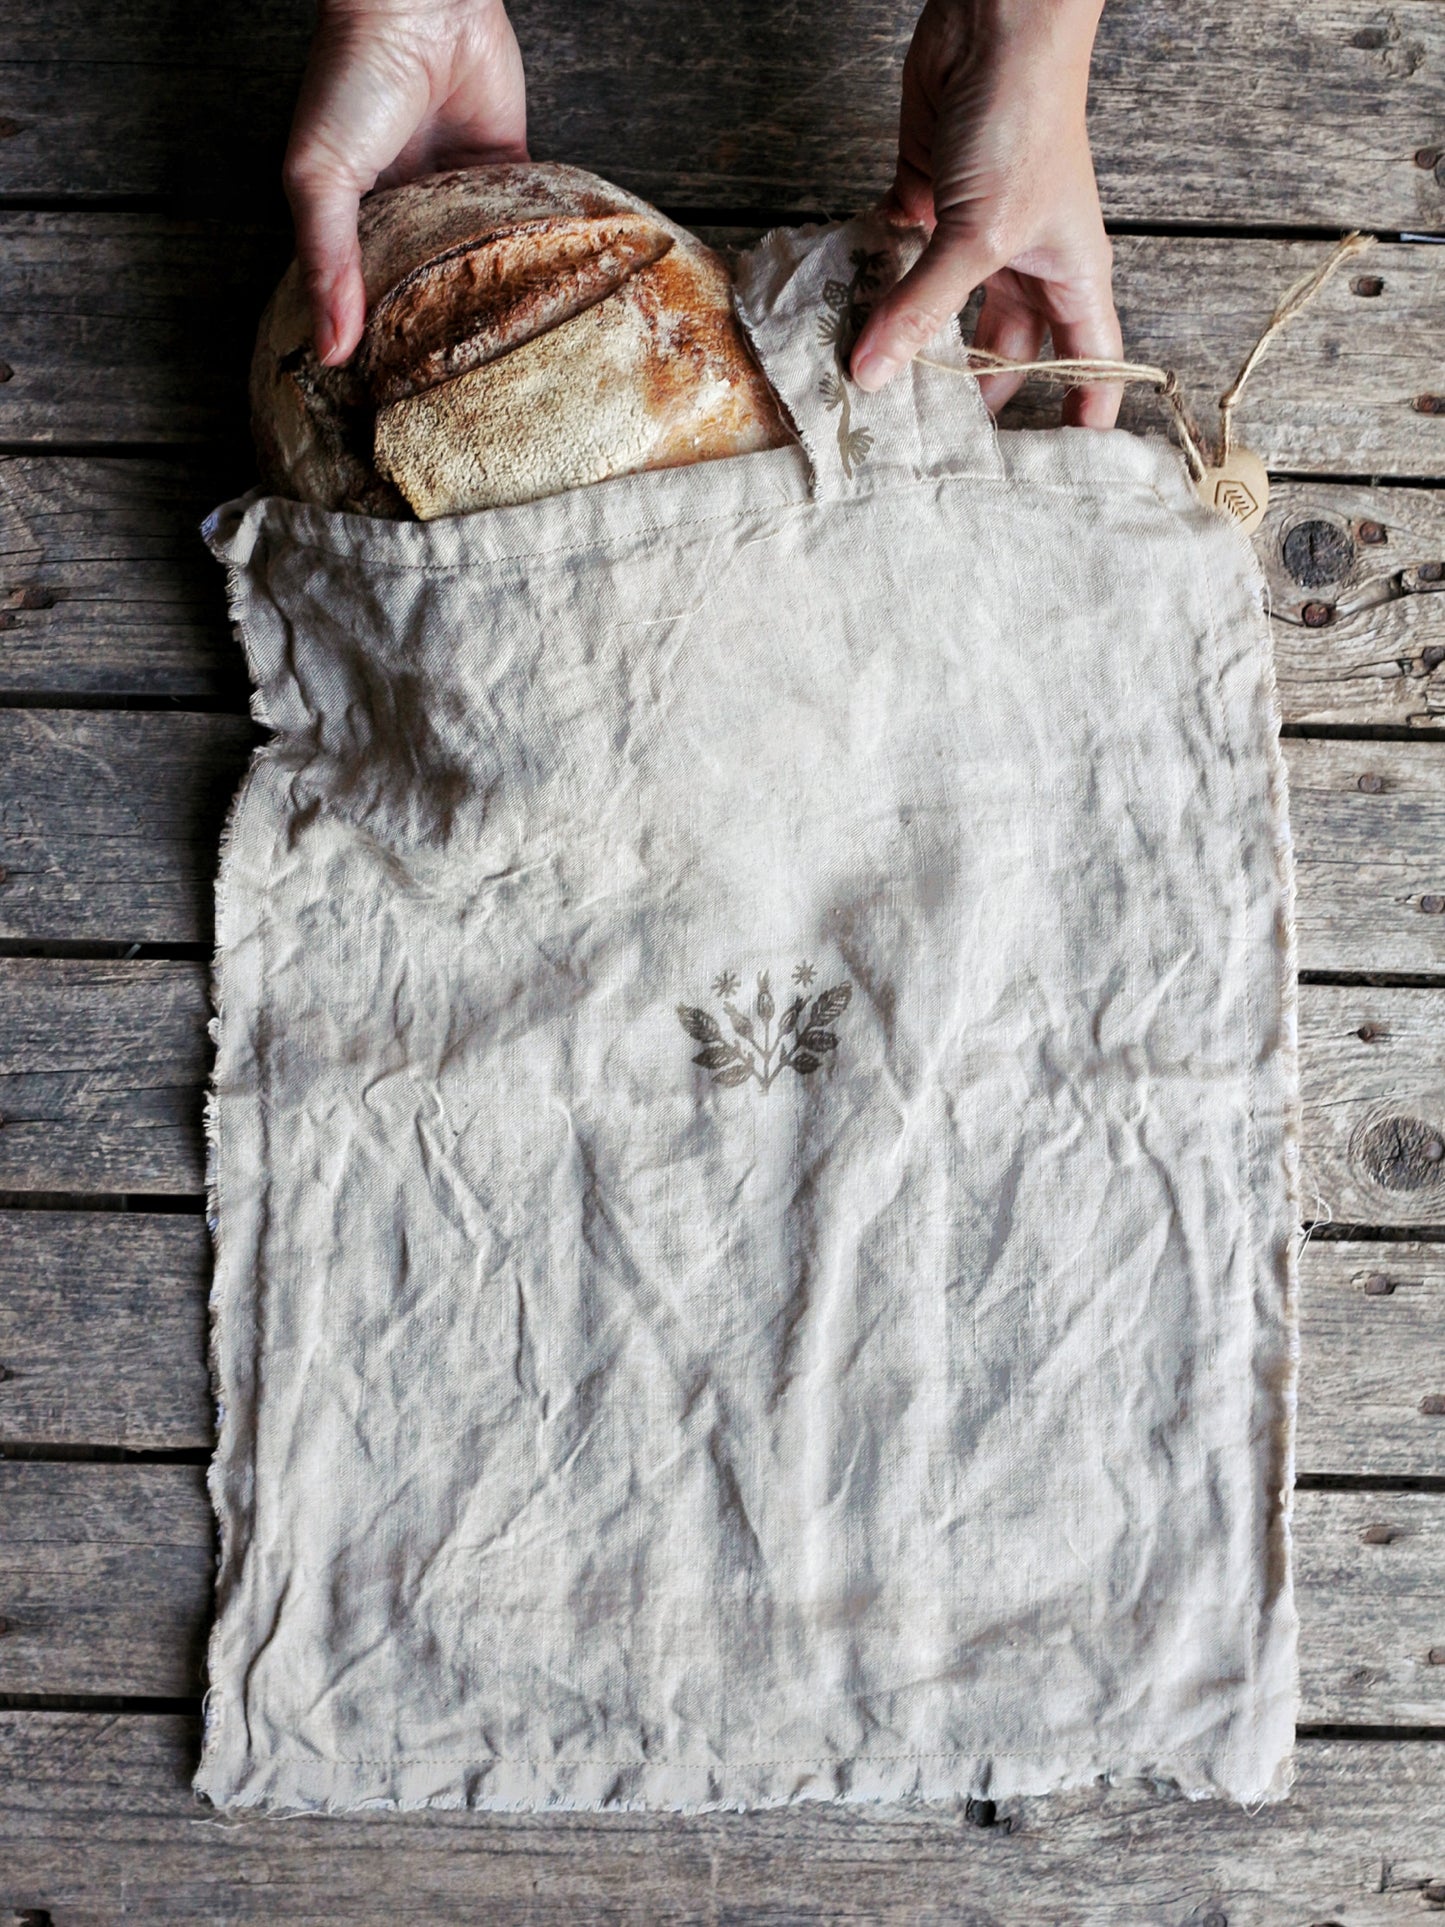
[192,1742,1297,1820]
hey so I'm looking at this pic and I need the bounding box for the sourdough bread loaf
[250,162,793,519]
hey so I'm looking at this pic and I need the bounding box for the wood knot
[1282,517,1353,587]
[1353,1113,1445,1192]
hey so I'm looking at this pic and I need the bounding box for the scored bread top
[250,162,793,519]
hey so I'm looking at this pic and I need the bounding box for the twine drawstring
[914,231,1375,482]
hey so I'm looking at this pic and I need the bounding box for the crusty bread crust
[250,162,792,520]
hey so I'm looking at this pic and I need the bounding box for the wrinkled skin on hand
[849,0,1123,426]
[283,0,528,368]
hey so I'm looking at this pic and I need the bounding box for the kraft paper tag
[1196,447,1269,533]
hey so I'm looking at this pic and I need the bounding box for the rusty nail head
[1416,147,1443,169]
[1351,276,1384,299]
[1357,518,1387,542]
[1301,601,1334,627]
[1356,1022,1382,1042]
[1360,1523,1397,1544]
[0,362,13,384]
[1421,896,1445,915]
[1419,560,1445,583]
[1424,1881,1445,1906]
[1415,395,1445,415]
[0,1617,9,1638]
[1362,1271,1394,1294]
[0,1364,10,1381]
[1356,771,1384,793]
[1423,646,1445,672]
[1421,1394,1445,1415]
[1429,1647,1445,1665]
[1426,1138,1445,1160]
[18,587,53,610]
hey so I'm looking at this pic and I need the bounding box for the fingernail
[316,316,341,366]
[851,347,897,394]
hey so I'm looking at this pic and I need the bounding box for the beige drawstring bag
[195,212,1303,1814]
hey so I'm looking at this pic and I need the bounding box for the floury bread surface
[250,162,793,519]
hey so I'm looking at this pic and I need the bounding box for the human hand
[849,0,1122,427]
[282,0,528,368]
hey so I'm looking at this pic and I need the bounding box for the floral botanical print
[678,965,854,1093]
[817,248,886,478]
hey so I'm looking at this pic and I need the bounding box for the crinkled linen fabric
[194,214,1304,1816]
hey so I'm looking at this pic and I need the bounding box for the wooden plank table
[1,0,1443,1917]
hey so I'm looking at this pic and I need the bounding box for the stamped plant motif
[677,963,854,1095]
[817,247,887,479]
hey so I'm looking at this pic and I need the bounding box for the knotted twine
[918,230,1376,484]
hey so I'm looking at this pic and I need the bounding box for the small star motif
[792,960,817,987]
[712,970,741,999]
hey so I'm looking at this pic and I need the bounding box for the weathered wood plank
[4,969,1445,1228]
[5,464,1443,723]
[0,1211,211,1449]
[0,1720,1438,1925]
[0,214,288,446]
[0,1466,1440,1722]
[1301,985,1445,1228]
[4,1216,1441,1481]
[1264,483,1445,730]
[1297,1238,1445,1474]
[0,711,254,943]
[2,220,1443,474]
[3,712,1442,973]
[0,961,209,1194]
[0,1466,212,1697]
[1287,737,1445,975]
[1294,1489,1445,1727]
[0,456,248,700]
[1,0,1443,232]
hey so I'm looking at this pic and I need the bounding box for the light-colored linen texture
[195,215,1304,1816]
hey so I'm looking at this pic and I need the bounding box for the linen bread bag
[196,166,1303,1814]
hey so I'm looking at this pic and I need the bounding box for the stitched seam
[1199,540,1262,1779]
[257,464,1184,578]
[261,1748,1088,1768]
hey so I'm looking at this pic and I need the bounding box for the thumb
[282,143,368,367]
[849,219,995,393]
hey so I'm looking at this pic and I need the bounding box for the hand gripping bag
[195,214,1303,1814]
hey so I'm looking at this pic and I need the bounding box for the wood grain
[0,455,249,701]
[2,711,1442,972]
[0,711,255,943]
[1264,483,1445,730]
[0,961,209,1194]
[4,463,1443,722]
[3,1215,1441,1480]
[1295,1239,1445,1474]
[0,1717,1437,1923]
[0,1211,211,1449]
[1,220,1443,474]
[1301,985,1445,1228]
[1294,1489,1445,1727]
[0,1465,212,1696]
[0,1463,1440,1724]
[1,0,1443,230]
[3,968,1445,1225]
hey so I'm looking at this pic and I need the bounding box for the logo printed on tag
[1196,447,1270,533]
